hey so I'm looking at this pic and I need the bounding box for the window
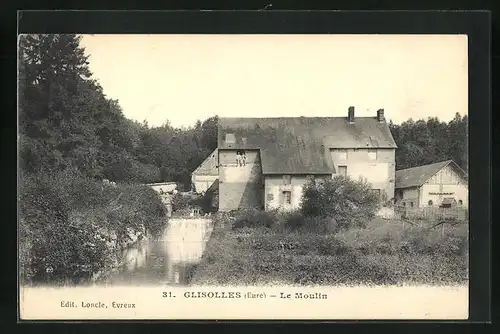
[367,149,377,160]
[338,166,347,177]
[458,199,463,205]
[428,200,433,206]
[283,191,292,205]
[267,193,274,201]
[337,149,348,160]
[402,202,406,207]
[410,202,414,208]
[282,175,291,185]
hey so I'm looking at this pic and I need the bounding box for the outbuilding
[394,160,468,208]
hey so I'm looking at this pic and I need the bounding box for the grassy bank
[19,169,167,285]
[190,210,468,286]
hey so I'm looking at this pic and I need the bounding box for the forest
[18,35,218,189]
[389,114,468,172]
[18,34,467,189]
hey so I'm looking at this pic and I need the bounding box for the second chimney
[348,106,355,123]
[377,109,385,122]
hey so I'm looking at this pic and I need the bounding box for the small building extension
[394,160,468,208]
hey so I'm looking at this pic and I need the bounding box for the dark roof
[395,160,468,189]
[206,178,219,194]
[218,117,397,174]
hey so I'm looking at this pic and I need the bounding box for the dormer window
[225,133,236,146]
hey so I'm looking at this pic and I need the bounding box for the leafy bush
[191,217,468,286]
[172,193,193,212]
[281,211,339,234]
[232,208,280,230]
[300,176,381,229]
[19,170,167,285]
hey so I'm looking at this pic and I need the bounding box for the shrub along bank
[19,169,167,285]
[190,210,468,286]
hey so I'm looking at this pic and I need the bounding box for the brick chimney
[377,109,385,122]
[348,106,355,123]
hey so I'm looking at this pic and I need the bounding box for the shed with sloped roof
[395,160,468,208]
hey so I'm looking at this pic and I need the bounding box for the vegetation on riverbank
[18,35,214,285]
[17,34,469,287]
[191,212,468,286]
[191,178,468,286]
[19,169,167,285]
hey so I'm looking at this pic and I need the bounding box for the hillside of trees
[18,34,217,189]
[18,34,468,187]
[389,114,468,172]
[18,34,218,284]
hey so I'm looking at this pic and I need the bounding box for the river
[102,218,213,286]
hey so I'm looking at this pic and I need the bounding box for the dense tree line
[389,114,468,172]
[18,34,217,188]
[18,34,468,189]
[17,34,218,284]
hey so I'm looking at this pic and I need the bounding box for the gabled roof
[191,148,218,176]
[206,178,219,194]
[395,160,468,189]
[218,116,397,174]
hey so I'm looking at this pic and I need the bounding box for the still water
[103,218,213,286]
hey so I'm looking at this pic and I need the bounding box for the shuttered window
[283,191,292,205]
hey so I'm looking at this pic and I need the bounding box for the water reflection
[104,218,213,286]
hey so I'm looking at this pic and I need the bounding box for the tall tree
[390,114,468,172]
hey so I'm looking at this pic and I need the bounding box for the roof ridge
[396,160,452,172]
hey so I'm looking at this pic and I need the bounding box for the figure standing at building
[236,151,242,166]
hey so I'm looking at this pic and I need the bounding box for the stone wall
[218,150,263,211]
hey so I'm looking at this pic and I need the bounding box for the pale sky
[80,34,468,128]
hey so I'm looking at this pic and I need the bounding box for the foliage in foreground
[19,169,167,285]
[191,213,468,286]
[300,176,381,229]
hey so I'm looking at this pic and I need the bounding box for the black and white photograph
[18,32,471,319]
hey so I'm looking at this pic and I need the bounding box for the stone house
[215,106,397,212]
[394,160,468,208]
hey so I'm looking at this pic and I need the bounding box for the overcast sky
[80,34,468,128]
